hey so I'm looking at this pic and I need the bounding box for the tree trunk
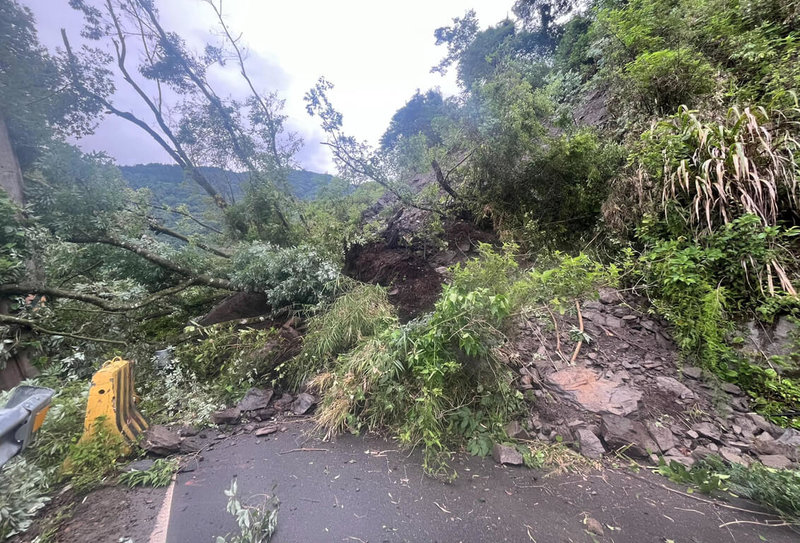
[0,116,39,390]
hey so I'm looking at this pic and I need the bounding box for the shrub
[0,458,50,540]
[229,242,339,311]
[624,48,715,114]
[119,458,178,488]
[215,479,278,543]
[60,419,128,494]
[658,105,800,235]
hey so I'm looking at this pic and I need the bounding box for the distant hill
[119,164,335,211]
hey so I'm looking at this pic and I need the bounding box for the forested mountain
[120,163,335,208]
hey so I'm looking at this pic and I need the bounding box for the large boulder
[547,367,642,417]
[142,425,181,456]
[291,393,317,415]
[600,415,658,458]
[237,388,274,412]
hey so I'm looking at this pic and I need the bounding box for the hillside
[120,163,335,209]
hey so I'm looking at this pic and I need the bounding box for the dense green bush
[229,242,338,311]
[624,48,716,114]
[0,458,50,540]
[631,214,800,425]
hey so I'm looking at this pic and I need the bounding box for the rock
[141,425,181,456]
[776,428,800,447]
[505,421,527,439]
[179,436,202,453]
[254,425,278,437]
[600,415,658,458]
[693,422,722,442]
[681,366,702,380]
[492,443,523,466]
[720,446,749,466]
[273,393,294,411]
[584,517,604,536]
[598,288,622,305]
[691,446,716,461]
[751,434,798,460]
[655,376,695,400]
[547,367,642,416]
[664,455,695,468]
[251,407,277,421]
[759,454,792,469]
[575,428,605,459]
[291,392,316,415]
[687,430,699,439]
[237,388,274,412]
[177,425,199,437]
[721,383,742,395]
[735,416,758,438]
[211,407,241,425]
[747,413,776,436]
[646,422,676,453]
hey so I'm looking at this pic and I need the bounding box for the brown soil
[10,484,166,543]
[344,242,442,321]
[344,219,498,321]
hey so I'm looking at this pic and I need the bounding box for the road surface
[162,421,799,543]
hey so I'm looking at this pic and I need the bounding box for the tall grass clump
[282,282,396,388]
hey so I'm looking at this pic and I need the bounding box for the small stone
[575,428,605,460]
[693,422,722,442]
[237,388,274,412]
[646,422,676,453]
[141,425,181,456]
[492,444,523,466]
[681,366,702,380]
[211,407,241,426]
[691,446,716,461]
[759,454,792,469]
[665,455,695,468]
[291,392,317,415]
[584,517,604,536]
[687,430,699,439]
[721,383,742,395]
[273,393,294,411]
[655,376,695,400]
[254,425,278,437]
[720,446,749,466]
[505,421,527,439]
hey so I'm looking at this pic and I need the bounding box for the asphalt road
[165,422,799,543]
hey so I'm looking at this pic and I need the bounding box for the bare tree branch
[0,314,127,345]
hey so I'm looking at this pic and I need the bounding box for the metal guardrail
[0,385,54,468]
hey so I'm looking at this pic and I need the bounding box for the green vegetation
[312,245,615,477]
[658,456,800,520]
[1,0,800,536]
[215,479,279,543]
[119,459,178,488]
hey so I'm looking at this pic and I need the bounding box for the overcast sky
[23,0,512,173]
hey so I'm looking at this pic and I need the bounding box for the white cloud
[24,0,512,171]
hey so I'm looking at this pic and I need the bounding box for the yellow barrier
[81,357,148,446]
